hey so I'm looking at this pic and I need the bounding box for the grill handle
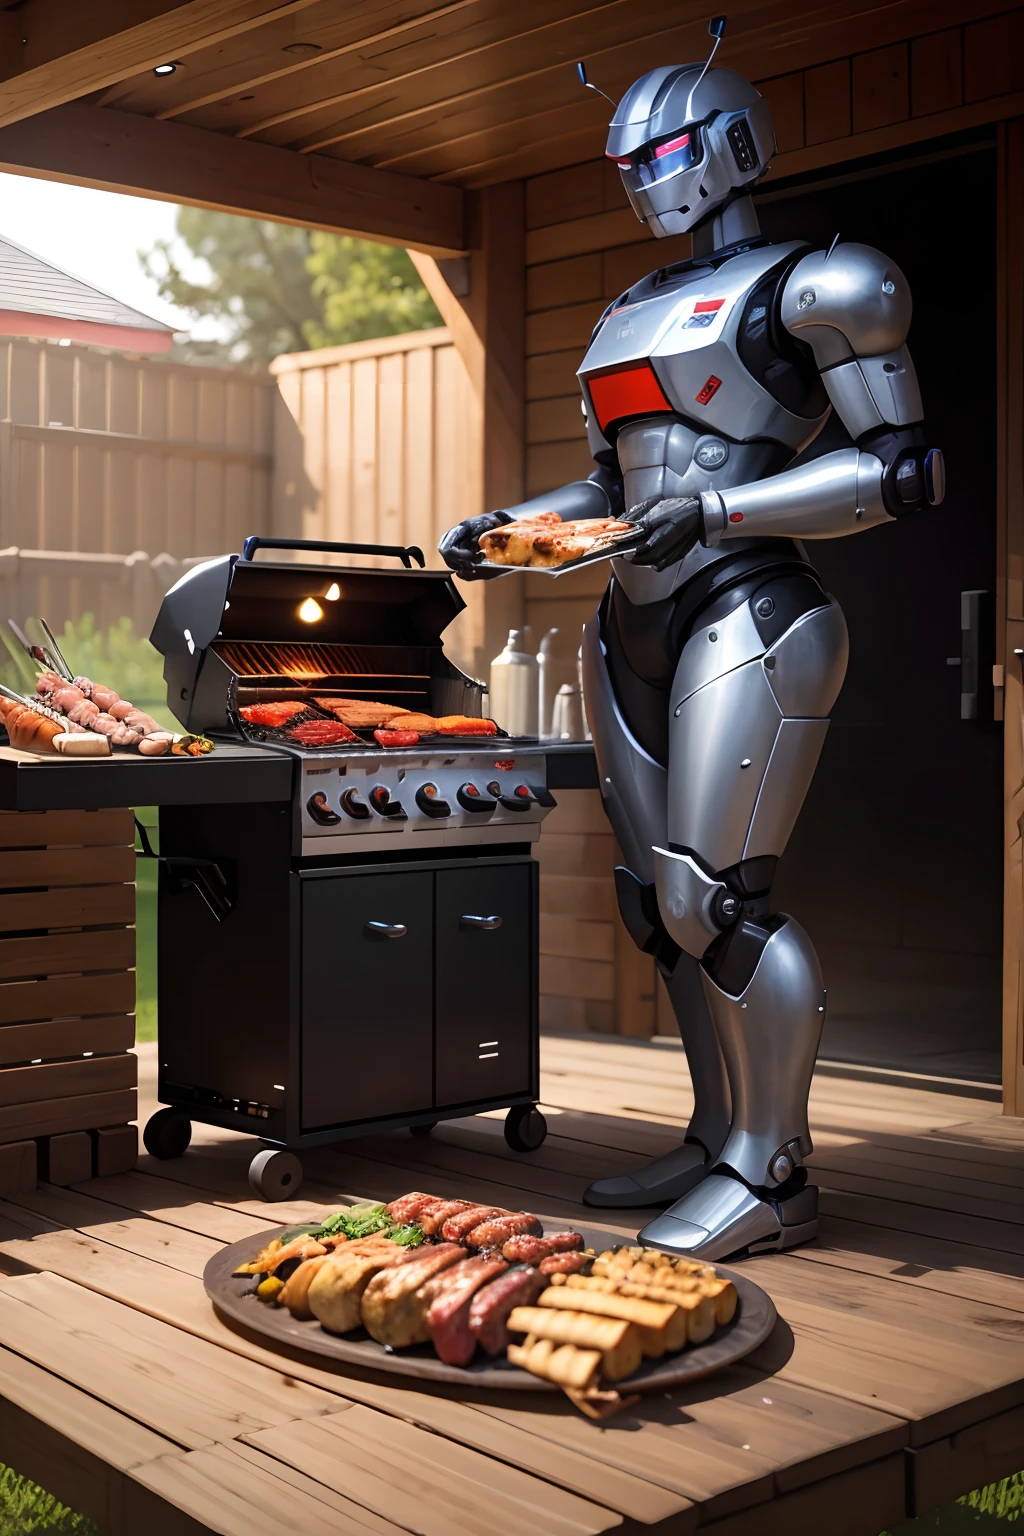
[240,535,425,569]
[460,914,502,931]
[364,921,408,941]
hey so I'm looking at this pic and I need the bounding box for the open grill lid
[151,537,470,737]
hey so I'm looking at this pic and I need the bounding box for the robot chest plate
[578,243,816,449]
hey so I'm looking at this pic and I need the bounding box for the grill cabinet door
[434,864,534,1107]
[301,871,433,1130]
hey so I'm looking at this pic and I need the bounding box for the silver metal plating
[705,917,825,1187]
[781,243,913,361]
[704,448,892,542]
[654,846,729,957]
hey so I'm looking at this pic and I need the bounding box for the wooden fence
[270,327,483,678]
[0,336,273,629]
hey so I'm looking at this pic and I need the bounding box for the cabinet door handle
[460,914,502,931]
[364,921,408,940]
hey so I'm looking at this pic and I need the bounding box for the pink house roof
[0,232,176,353]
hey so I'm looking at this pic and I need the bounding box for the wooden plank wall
[0,806,138,1196]
[0,336,274,631]
[522,6,1024,1039]
[269,326,484,679]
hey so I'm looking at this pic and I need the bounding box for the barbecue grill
[144,537,556,1199]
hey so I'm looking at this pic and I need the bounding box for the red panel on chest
[588,362,672,434]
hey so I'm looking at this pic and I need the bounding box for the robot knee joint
[655,846,780,990]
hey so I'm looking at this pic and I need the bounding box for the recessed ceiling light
[282,42,321,55]
[153,62,177,75]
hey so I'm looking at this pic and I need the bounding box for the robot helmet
[606,65,775,238]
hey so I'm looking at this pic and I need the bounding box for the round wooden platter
[204,1220,777,1393]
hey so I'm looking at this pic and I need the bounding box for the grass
[0,1465,97,1535]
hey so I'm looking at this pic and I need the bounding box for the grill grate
[215,640,430,684]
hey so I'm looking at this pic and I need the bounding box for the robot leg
[638,584,849,1259]
[578,613,731,1209]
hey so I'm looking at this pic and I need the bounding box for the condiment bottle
[488,629,539,737]
[538,628,560,739]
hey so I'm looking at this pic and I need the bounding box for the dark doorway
[756,138,1002,1083]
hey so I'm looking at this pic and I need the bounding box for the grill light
[299,598,324,623]
[325,582,341,601]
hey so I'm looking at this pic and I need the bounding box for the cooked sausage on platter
[501,1231,583,1264]
[426,1254,509,1366]
[468,1265,547,1356]
[464,1212,543,1250]
[440,1206,508,1243]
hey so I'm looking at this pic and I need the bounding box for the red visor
[588,362,672,434]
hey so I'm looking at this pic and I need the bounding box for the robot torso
[578,240,832,603]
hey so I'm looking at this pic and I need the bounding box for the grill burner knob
[456,782,496,813]
[339,787,372,820]
[415,782,451,818]
[500,784,534,812]
[307,792,341,826]
[369,784,408,820]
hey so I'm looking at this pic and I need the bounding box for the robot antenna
[575,61,617,111]
[685,14,727,121]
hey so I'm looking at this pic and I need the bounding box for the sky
[0,170,213,336]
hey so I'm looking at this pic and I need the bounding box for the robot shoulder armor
[780,243,912,364]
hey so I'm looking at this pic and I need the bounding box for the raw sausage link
[468,1266,547,1356]
[538,1251,590,1276]
[465,1212,543,1250]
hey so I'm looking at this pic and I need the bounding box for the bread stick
[507,1306,642,1380]
[507,1336,601,1389]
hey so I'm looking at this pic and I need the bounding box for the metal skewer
[38,618,74,683]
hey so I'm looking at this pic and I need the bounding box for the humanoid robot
[439,49,944,1260]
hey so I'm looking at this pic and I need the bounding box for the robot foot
[583,1140,710,1209]
[637,1171,818,1262]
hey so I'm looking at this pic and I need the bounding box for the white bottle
[489,629,539,737]
[538,628,560,739]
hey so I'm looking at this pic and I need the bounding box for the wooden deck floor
[2,1034,1024,1536]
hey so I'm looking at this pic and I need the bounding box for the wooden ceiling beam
[0,0,324,128]
[0,102,466,256]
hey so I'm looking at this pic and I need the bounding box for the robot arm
[700,243,944,545]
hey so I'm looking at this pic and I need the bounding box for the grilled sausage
[90,685,120,711]
[386,1192,438,1224]
[427,1255,508,1366]
[538,1252,590,1276]
[465,1212,543,1250]
[468,1266,548,1356]
[417,1199,476,1236]
[441,1206,507,1243]
[502,1231,584,1264]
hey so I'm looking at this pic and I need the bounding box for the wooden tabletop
[2,1035,1024,1536]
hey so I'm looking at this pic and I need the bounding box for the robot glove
[626,495,703,571]
[438,510,511,579]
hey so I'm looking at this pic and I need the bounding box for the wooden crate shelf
[0,807,138,1196]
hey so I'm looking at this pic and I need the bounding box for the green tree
[138,209,440,368]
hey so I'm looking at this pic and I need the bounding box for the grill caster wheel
[410,1121,438,1138]
[248,1148,303,1202]
[504,1104,547,1153]
[143,1107,192,1161]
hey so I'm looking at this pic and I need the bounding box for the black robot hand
[437,510,511,579]
[627,495,703,571]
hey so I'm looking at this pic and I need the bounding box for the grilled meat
[386,1192,438,1224]
[501,1231,583,1265]
[426,1255,508,1366]
[239,701,308,728]
[360,1244,464,1347]
[441,1206,507,1243]
[374,728,421,747]
[314,697,405,728]
[539,1252,590,1276]
[384,712,437,733]
[434,716,497,736]
[465,1213,543,1250]
[468,1265,547,1356]
[417,1199,476,1237]
[287,718,358,745]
